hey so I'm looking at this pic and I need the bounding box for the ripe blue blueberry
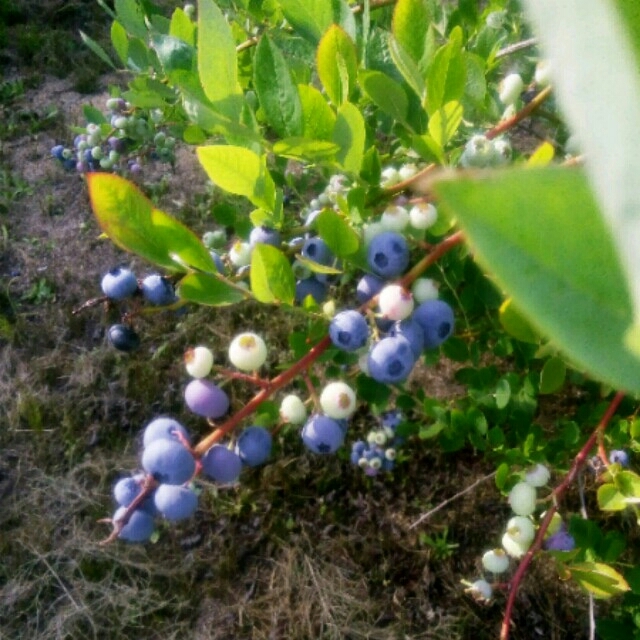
[356,273,385,304]
[367,335,415,384]
[100,267,138,300]
[236,426,272,467]
[249,225,281,248]
[201,444,243,483]
[301,237,334,266]
[544,528,576,552]
[141,439,195,485]
[141,274,177,306]
[329,310,370,351]
[107,324,140,352]
[142,416,190,448]
[51,145,65,161]
[114,506,155,543]
[301,414,345,454]
[413,299,455,348]
[153,484,198,521]
[389,317,425,358]
[610,450,630,467]
[295,277,328,304]
[366,231,410,278]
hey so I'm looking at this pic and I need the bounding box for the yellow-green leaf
[597,483,628,511]
[569,562,630,599]
[177,272,247,305]
[317,25,357,106]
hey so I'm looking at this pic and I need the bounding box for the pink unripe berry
[378,284,414,321]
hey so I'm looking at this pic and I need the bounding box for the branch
[486,86,553,140]
[499,391,625,640]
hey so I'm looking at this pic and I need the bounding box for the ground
[0,3,617,639]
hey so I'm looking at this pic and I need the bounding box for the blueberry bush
[59,0,640,637]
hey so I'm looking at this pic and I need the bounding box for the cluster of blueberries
[100,267,178,351]
[350,409,404,476]
[51,98,175,175]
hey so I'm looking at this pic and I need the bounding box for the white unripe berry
[508,481,537,516]
[499,73,524,105]
[229,241,252,267]
[467,579,493,602]
[366,431,378,445]
[506,516,535,545]
[398,163,418,181]
[501,532,530,558]
[373,431,387,446]
[380,166,400,188]
[320,381,357,419]
[482,549,510,574]
[411,278,439,303]
[409,203,438,230]
[369,457,382,470]
[535,60,552,87]
[280,394,307,424]
[184,346,214,378]
[378,284,414,321]
[381,205,410,232]
[228,332,268,371]
[385,447,396,461]
[525,463,550,488]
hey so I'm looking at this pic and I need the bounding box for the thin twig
[486,85,553,140]
[409,472,496,529]
[495,38,538,60]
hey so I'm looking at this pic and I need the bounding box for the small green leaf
[317,25,358,106]
[198,0,242,119]
[614,470,640,497]
[528,141,555,167]
[359,70,410,127]
[114,0,147,39]
[110,21,129,66]
[197,145,276,211]
[333,102,365,174]
[177,272,247,306]
[170,7,196,45]
[298,84,336,141]
[495,377,511,409]
[388,35,426,102]
[316,209,360,257]
[254,35,303,138]
[83,105,107,125]
[392,0,433,71]
[80,31,117,70]
[597,483,628,511]
[280,0,356,44]
[273,137,339,162]
[87,173,215,274]
[151,34,195,73]
[539,356,567,394]
[426,28,466,116]
[250,244,296,305]
[428,101,463,149]
[569,562,630,599]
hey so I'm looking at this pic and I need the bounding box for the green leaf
[316,25,358,106]
[80,31,116,70]
[197,145,276,211]
[539,356,566,394]
[298,84,336,140]
[86,173,215,274]
[250,244,296,305]
[170,7,196,45]
[279,0,356,44]
[125,37,149,72]
[495,377,511,409]
[392,0,433,71]
[499,298,540,344]
[177,272,247,306]
[359,70,410,127]
[316,209,359,257]
[197,0,242,119]
[273,137,339,162]
[428,100,463,149]
[435,167,640,394]
[151,34,195,74]
[110,21,129,66]
[82,105,107,125]
[254,35,303,138]
[614,470,640,497]
[522,1,640,353]
[114,0,147,39]
[426,28,466,116]
[388,35,426,102]
[333,101,365,174]
[569,562,630,599]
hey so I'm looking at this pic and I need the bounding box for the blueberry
[51,145,65,161]
[295,277,327,304]
[249,225,281,248]
[366,231,410,278]
[389,317,425,357]
[329,310,370,351]
[101,267,138,300]
[610,450,630,467]
[141,274,177,306]
[236,426,272,467]
[544,528,576,552]
[356,274,385,304]
[367,335,416,384]
[107,324,140,352]
[301,414,345,454]
[301,237,334,266]
[413,299,455,348]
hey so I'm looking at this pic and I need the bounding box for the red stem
[486,86,553,141]
[500,391,625,640]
